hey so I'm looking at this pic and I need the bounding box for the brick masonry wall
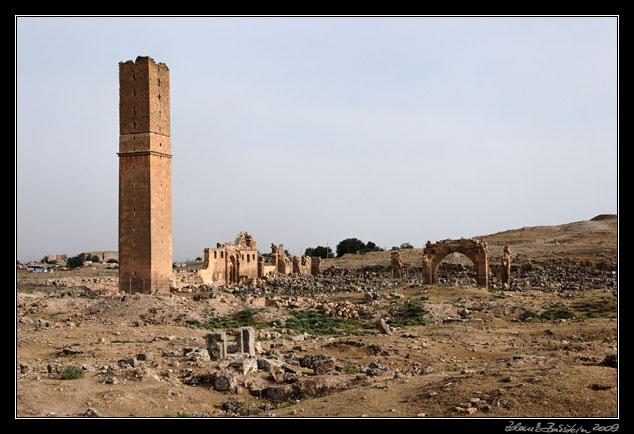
[118,56,173,293]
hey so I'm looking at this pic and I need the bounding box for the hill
[479,214,617,247]
[322,215,617,269]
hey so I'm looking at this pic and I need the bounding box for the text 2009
[593,425,619,432]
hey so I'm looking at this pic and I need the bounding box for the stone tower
[118,56,173,293]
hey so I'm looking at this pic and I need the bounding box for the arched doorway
[228,255,237,284]
[422,239,490,288]
[437,252,477,286]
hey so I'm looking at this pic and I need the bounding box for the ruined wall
[195,235,322,287]
[271,244,292,275]
[118,56,173,293]
[293,256,313,275]
[310,257,321,276]
[197,232,259,286]
[390,252,404,278]
[79,251,118,263]
[500,246,512,287]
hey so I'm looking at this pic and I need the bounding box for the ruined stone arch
[422,239,490,288]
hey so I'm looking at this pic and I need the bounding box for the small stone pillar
[501,246,512,288]
[421,254,433,285]
[257,255,264,279]
[236,327,256,356]
[311,257,321,276]
[205,331,227,361]
[391,252,404,279]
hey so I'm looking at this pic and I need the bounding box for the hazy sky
[16,16,618,262]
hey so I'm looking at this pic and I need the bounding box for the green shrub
[285,308,374,337]
[304,246,334,258]
[336,238,384,257]
[571,298,617,319]
[67,256,83,269]
[387,301,433,327]
[186,308,266,330]
[60,366,84,380]
[521,307,576,322]
[344,360,359,374]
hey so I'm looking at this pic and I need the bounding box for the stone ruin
[269,243,320,277]
[197,232,260,286]
[390,251,404,279]
[490,245,513,288]
[205,327,257,361]
[422,238,491,288]
[420,239,514,289]
[270,243,292,275]
[186,233,320,288]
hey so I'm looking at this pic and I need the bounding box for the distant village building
[79,251,118,263]
[26,264,54,273]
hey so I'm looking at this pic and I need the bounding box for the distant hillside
[322,215,617,269]
[479,215,617,247]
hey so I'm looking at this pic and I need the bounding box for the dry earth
[16,216,618,419]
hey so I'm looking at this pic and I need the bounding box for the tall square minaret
[118,56,172,293]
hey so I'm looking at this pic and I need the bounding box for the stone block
[229,357,258,375]
[236,327,256,357]
[205,331,227,361]
[376,318,392,336]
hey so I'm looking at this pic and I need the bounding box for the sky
[16,16,618,262]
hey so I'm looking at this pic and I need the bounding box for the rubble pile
[505,259,617,292]
[321,300,371,319]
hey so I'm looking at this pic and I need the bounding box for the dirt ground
[16,284,617,419]
[15,216,618,419]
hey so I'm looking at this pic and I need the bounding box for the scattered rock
[137,352,154,362]
[84,407,107,417]
[229,357,258,375]
[257,357,284,373]
[313,358,336,375]
[602,354,617,368]
[104,376,119,384]
[375,319,392,336]
[365,361,393,377]
[213,371,238,392]
[62,347,83,355]
[299,354,336,370]
[118,357,141,368]
[186,348,211,362]
[589,384,613,391]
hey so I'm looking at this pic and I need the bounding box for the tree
[400,242,414,249]
[106,259,118,264]
[91,255,100,263]
[304,246,334,259]
[363,241,384,253]
[67,256,83,269]
[336,238,366,257]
